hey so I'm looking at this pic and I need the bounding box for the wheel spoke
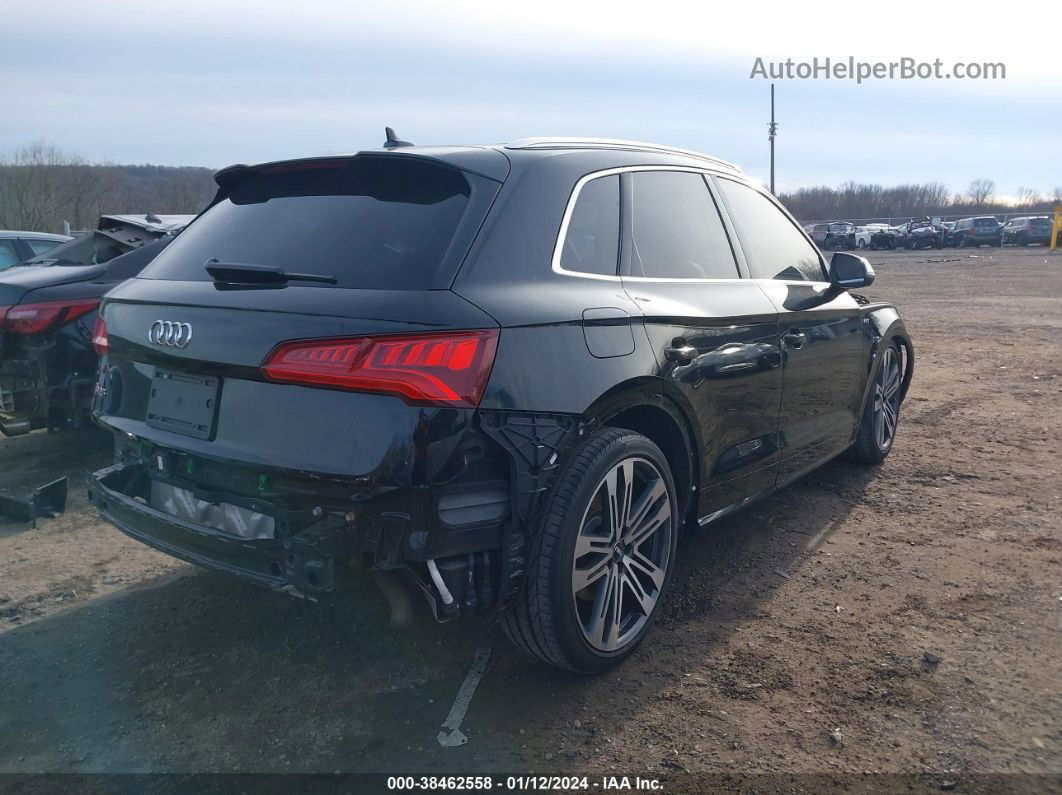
[627,549,666,591]
[620,559,657,617]
[587,564,622,651]
[574,532,612,560]
[883,401,897,439]
[572,551,612,594]
[884,359,900,397]
[603,460,634,544]
[623,477,668,546]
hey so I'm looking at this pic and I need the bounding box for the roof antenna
[383,127,413,149]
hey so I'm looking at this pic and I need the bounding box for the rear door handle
[783,330,807,349]
[664,344,698,364]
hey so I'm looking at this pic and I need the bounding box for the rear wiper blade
[204,259,337,285]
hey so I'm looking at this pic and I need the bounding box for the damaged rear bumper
[87,462,346,598]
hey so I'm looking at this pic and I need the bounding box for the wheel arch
[580,378,701,528]
[856,306,915,420]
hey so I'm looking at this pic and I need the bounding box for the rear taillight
[92,313,108,355]
[0,298,100,336]
[262,329,499,408]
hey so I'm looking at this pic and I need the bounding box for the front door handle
[783,330,807,350]
[664,344,698,364]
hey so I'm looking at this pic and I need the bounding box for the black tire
[847,342,903,464]
[503,428,678,673]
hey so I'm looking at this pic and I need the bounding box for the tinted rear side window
[628,171,738,279]
[560,175,620,276]
[716,178,825,281]
[26,238,64,256]
[140,157,470,290]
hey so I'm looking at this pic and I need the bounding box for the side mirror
[829,252,875,290]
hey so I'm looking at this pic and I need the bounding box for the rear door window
[139,157,471,290]
[559,175,620,276]
[716,178,826,282]
[627,171,738,279]
[25,238,64,256]
[0,240,20,269]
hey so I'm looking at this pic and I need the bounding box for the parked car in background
[889,224,909,248]
[87,136,913,673]
[953,216,1002,247]
[940,221,957,247]
[824,221,856,250]
[805,221,855,250]
[0,231,71,272]
[1002,216,1053,246]
[855,224,890,249]
[906,219,944,249]
[804,222,828,243]
[0,214,192,436]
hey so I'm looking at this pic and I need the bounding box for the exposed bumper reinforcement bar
[87,463,342,599]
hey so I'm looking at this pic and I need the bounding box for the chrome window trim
[712,172,830,283]
[551,165,750,284]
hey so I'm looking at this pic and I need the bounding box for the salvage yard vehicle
[854,224,890,249]
[87,136,913,673]
[0,231,71,271]
[953,216,1003,247]
[806,221,857,250]
[0,215,191,436]
[868,227,897,250]
[1002,216,1053,246]
[905,218,944,249]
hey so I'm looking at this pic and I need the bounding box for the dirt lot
[1,246,1060,791]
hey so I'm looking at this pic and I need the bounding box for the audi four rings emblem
[148,320,193,348]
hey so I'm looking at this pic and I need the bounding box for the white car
[855,223,890,249]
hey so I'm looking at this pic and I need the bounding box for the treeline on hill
[778,179,1062,223]
[0,143,216,234]
[2,143,1059,233]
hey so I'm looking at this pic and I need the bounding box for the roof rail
[504,137,742,172]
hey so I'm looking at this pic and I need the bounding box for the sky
[3,0,1060,199]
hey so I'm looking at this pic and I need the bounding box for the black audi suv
[88,137,913,672]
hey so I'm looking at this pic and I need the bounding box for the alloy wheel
[874,346,902,451]
[570,457,672,652]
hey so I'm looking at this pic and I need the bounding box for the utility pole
[768,83,778,195]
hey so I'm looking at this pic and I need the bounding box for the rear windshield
[139,157,471,290]
[1029,217,1052,226]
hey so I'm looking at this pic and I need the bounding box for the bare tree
[1015,186,1042,209]
[0,141,215,233]
[966,178,995,208]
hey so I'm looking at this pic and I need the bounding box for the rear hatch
[95,154,502,480]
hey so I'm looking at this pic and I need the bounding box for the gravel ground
[1,245,1059,791]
